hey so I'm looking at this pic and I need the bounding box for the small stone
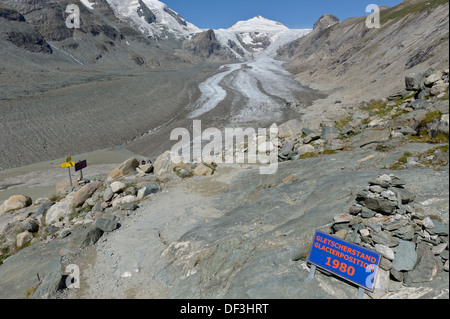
[334,229,349,239]
[432,243,448,255]
[375,244,395,261]
[444,260,449,272]
[349,205,362,215]
[422,217,435,229]
[333,213,353,224]
[193,163,214,176]
[427,220,449,236]
[359,228,370,237]
[371,231,399,247]
[16,231,33,248]
[110,181,126,194]
[137,184,160,200]
[96,218,118,232]
[377,174,392,184]
[22,218,39,233]
[369,185,384,193]
[361,209,376,219]
[103,187,114,202]
[392,240,417,271]
[297,144,315,156]
[138,163,153,174]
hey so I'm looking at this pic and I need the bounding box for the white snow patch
[80,0,95,10]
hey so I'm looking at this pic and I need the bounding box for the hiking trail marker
[306,230,381,299]
[61,157,75,187]
[75,160,87,180]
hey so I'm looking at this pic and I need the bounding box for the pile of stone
[0,152,224,265]
[329,174,448,296]
[405,67,449,100]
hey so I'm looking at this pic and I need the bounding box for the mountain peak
[228,15,289,33]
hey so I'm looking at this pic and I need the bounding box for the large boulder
[108,158,139,179]
[278,119,303,139]
[0,195,32,215]
[405,73,425,91]
[72,181,103,208]
[153,151,174,177]
[45,195,74,225]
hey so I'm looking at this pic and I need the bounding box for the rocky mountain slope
[0,68,448,299]
[276,0,449,129]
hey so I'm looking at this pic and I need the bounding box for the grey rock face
[313,14,340,31]
[393,240,417,272]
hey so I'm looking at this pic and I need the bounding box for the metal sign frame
[306,230,381,292]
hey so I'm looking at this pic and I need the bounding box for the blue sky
[163,0,404,29]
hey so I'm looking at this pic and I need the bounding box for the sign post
[75,160,87,180]
[61,157,75,187]
[306,230,381,298]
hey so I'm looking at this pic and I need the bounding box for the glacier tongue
[215,16,311,59]
[188,16,312,122]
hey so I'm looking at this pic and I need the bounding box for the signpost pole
[357,287,365,299]
[305,265,316,283]
[68,167,73,187]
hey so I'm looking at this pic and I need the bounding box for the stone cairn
[329,174,448,291]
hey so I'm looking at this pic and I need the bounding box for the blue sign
[307,231,381,291]
[75,160,87,172]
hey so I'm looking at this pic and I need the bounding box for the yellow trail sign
[61,162,75,168]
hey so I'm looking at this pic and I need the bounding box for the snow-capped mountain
[214,15,311,59]
[85,0,202,38]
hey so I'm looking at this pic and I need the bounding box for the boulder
[108,158,139,179]
[108,167,123,179]
[137,184,160,200]
[118,158,139,175]
[437,114,449,135]
[153,151,173,177]
[22,218,39,233]
[278,119,303,139]
[321,126,339,140]
[110,181,126,194]
[138,164,153,174]
[103,187,114,202]
[392,240,417,271]
[193,163,214,176]
[327,139,345,151]
[16,231,33,248]
[407,242,440,283]
[72,181,103,208]
[112,195,138,208]
[424,73,441,87]
[297,144,315,155]
[405,73,425,91]
[95,218,118,233]
[0,195,32,215]
[45,195,74,225]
